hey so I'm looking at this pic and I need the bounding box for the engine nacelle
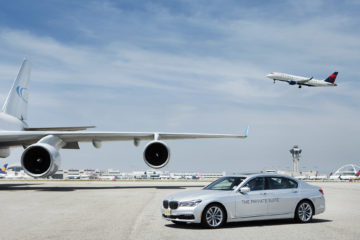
[0,147,10,158]
[143,141,170,169]
[21,143,61,178]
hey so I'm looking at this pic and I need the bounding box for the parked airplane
[0,59,248,178]
[0,163,8,178]
[354,171,360,180]
[266,72,338,88]
[329,170,360,180]
[4,170,33,180]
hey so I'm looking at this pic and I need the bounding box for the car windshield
[203,176,246,191]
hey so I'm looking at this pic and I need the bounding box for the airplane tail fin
[244,126,249,137]
[324,72,338,84]
[355,170,360,177]
[0,163,8,173]
[2,59,31,121]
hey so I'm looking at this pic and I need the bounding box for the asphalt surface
[0,180,359,240]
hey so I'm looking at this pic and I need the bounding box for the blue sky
[0,0,359,173]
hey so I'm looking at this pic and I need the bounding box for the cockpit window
[204,177,246,191]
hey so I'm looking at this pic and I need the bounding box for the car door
[236,177,270,218]
[265,177,299,215]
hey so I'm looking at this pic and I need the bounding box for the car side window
[266,177,298,190]
[243,177,265,191]
[282,177,298,189]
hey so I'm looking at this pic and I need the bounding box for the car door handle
[261,192,267,195]
[292,190,298,193]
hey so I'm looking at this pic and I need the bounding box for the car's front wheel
[295,200,314,223]
[201,204,226,228]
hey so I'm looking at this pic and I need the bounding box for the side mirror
[240,187,250,193]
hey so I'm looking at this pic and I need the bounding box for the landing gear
[298,85,302,88]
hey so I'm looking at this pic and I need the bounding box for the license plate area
[164,209,171,216]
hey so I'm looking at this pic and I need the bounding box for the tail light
[319,189,324,195]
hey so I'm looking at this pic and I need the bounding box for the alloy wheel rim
[206,206,223,227]
[298,202,312,222]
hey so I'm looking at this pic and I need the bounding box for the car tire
[171,220,187,225]
[201,203,226,229]
[295,200,314,223]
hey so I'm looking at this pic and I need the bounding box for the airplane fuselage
[0,112,25,157]
[267,72,337,87]
[0,112,26,131]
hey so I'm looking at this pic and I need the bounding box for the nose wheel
[298,85,302,88]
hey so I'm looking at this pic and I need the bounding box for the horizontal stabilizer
[24,126,96,131]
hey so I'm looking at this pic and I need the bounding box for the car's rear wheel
[295,200,313,223]
[201,204,226,228]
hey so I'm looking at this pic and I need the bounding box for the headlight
[179,199,202,207]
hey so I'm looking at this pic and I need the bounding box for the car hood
[165,189,232,202]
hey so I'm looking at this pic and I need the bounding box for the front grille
[169,201,179,209]
[163,200,169,209]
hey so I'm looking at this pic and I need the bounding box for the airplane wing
[273,79,291,83]
[274,77,313,84]
[296,77,313,84]
[0,128,248,148]
[24,126,96,131]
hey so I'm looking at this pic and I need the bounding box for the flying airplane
[266,72,338,88]
[0,59,248,178]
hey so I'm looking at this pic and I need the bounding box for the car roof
[225,173,298,180]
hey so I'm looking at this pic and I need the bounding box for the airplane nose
[266,74,272,78]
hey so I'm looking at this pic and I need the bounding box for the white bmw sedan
[162,174,325,228]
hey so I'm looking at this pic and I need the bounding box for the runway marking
[127,190,157,240]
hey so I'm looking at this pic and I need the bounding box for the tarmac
[0,180,359,240]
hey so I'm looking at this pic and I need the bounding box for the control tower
[289,145,302,174]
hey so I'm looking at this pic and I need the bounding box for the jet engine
[0,147,10,158]
[21,136,63,178]
[143,141,170,169]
